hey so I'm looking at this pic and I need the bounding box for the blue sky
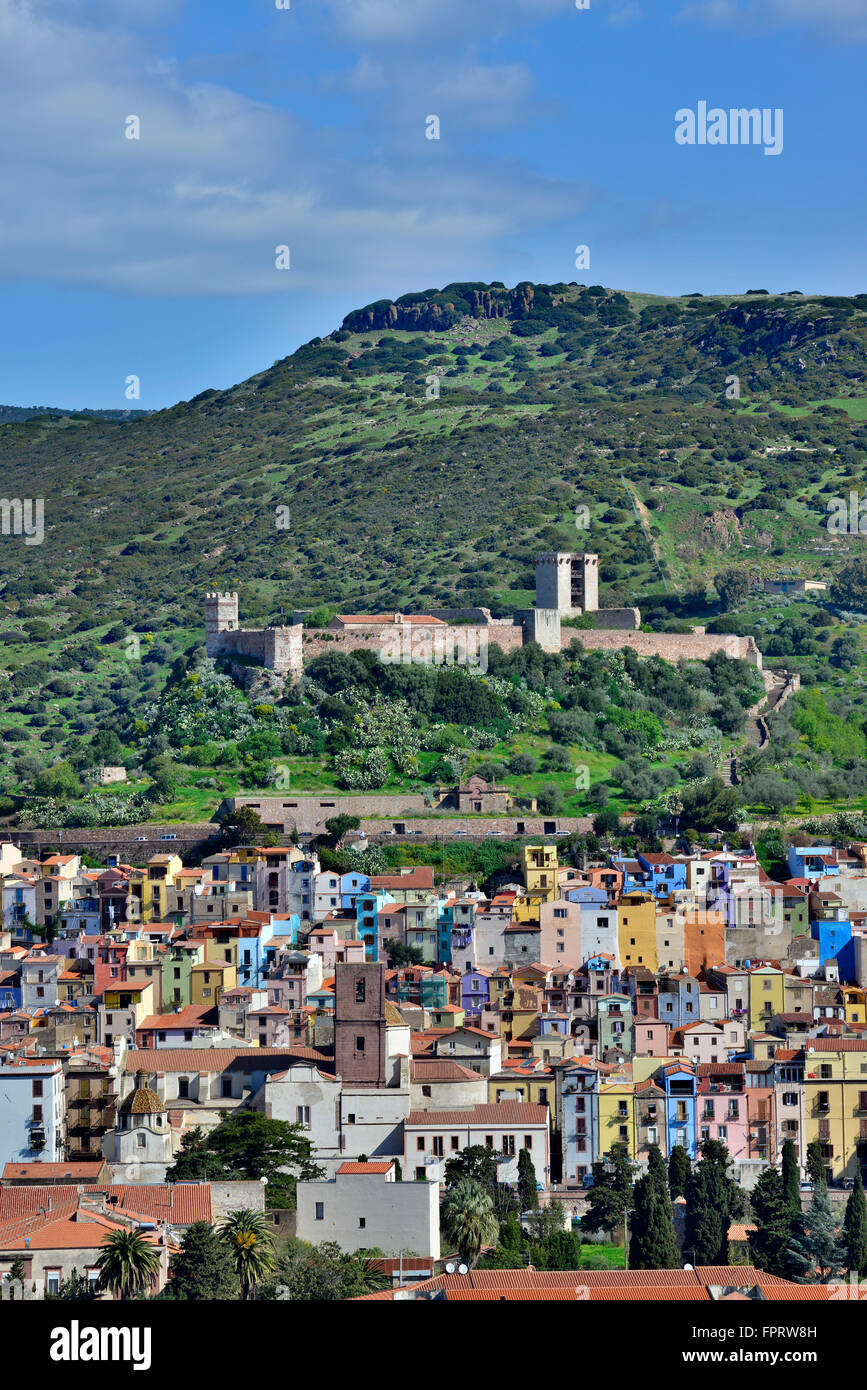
[0,0,864,408]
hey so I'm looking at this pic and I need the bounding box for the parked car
[380,829,396,836]
[799,1180,813,1191]
[133,836,148,842]
[451,829,468,836]
[486,830,503,837]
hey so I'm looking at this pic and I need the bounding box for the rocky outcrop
[340,282,538,334]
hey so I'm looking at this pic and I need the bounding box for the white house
[0,1059,65,1165]
[404,1102,549,1187]
[296,1160,440,1258]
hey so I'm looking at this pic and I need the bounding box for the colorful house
[617,892,658,972]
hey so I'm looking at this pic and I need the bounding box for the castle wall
[593,608,641,631]
[216,625,302,675]
[301,624,525,662]
[561,630,763,668]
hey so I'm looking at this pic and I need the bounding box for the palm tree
[440,1179,498,1267]
[220,1209,275,1299]
[359,1257,391,1293]
[96,1229,162,1300]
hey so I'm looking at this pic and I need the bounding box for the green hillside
[3,280,867,835]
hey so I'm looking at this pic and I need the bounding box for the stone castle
[205,553,762,676]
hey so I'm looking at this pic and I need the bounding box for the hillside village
[2,822,867,1300]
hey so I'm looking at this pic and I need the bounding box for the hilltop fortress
[205,553,762,678]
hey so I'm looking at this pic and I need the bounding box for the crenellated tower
[205,591,239,657]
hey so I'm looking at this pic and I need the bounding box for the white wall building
[404,1102,549,1187]
[296,1161,440,1258]
[0,1060,65,1164]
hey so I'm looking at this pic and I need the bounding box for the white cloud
[679,0,867,42]
[323,0,570,45]
[0,0,592,297]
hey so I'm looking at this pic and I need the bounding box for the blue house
[562,1064,600,1183]
[356,890,395,962]
[340,871,370,912]
[610,856,649,894]
[261,915,302,975]
[657,973,702,1028]
[0,970,21,1011]
[637,853,687,900]
[787,845,836,879]
[811,916,855,982]
[660,1064,698,1159]
[460,968,490,1020]
[565,885,609,905]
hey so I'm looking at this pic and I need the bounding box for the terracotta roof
[123,1046,329,1071]
[0,1182,212,1225]
[372,1266,795,1299]
[1,1161,107,1181]
[411,1061,485,1083]
[336,1161,395,1175]
[406,1102,548,1126]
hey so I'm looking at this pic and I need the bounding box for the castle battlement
[203,551,761,676]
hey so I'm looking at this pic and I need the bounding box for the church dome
[119,1069,165,1115]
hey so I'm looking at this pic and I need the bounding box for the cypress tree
[668,1144,691,1200]
[806,1140,827,1191]
[629,1172,680,1270]
[583,1143,635,1236]
[683,1141,735,1266]
[781,1139,800,1218]
[749,1166,796,1278]
[517,1147,539,1211]
[843,1170,867,1275]
[648,1145,673,1210]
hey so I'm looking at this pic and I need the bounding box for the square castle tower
[535,553,599,616]
[205,591,302,676]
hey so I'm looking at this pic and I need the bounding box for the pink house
[697,1062,749,1162]
[538,900,583,969]
[633,1017,671,1057]
[670,1019,746,1065]
[306,927,366,972]
[248,1004,293,1047]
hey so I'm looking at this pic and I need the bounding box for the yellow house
[804,1041,867,1182]
[748,965,785,1034]
[124,938,164,1012]
[512,894,548,926]
[503,985,541,1042]
[190,959,237,1007]
[428,1004,465,1031]
[618,892,658,972]
[103,980,155,1044]
[489,1067,554,1109]
[842,986,867,1026]
[128,854,183,925]
[522,845,558,903]
[597,1082,637,1158]
[487,971,513,1013]
[231,846,268,866]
